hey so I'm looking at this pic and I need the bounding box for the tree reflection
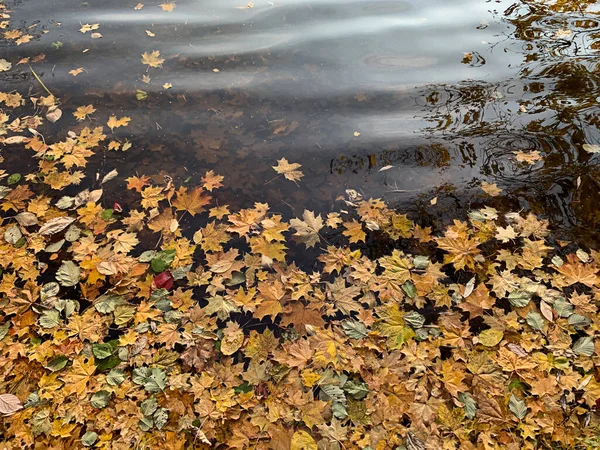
[417,0,600,243]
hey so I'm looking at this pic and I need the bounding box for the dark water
[4,0,600,243]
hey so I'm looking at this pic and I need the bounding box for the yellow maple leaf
[342,220,366,244]
[79,23,99,33]
[141,185,166,209]
[481,181,502,196]
[272,158,304,183]
[173,186,212,216]
[141,50,165,68]
[73,105,96,121]
[69,67,85,76]
[107,115,131,130]
[160,2,176,11]
[201,170,224,191]
[60,356,96,395]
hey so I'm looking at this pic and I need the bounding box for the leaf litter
[0,3,600,450]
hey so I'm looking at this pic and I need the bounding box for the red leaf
[154,271,174,290]
[113,202,123,213]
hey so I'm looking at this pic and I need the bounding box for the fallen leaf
[272,158,304,184]
[0,394,22,416]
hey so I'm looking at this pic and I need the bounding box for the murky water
[3,0,600,243]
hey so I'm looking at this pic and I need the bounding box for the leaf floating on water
[481,181,502,196]
[272,158,304,183]
[159,2,176,12]
[69,67,85,76]
[0,59,12,72]
[73,105,96,121]
[145,30,155,37]
[141,50,164,68]
[107,115,131,130]
[134,3,144,9]
[45,107,62,123]
[513,150,542,165]
[290,210,323,248]
[378,165,393,172]
[583,144,600,154]
[79,23,99,33]
[39,216,76,236]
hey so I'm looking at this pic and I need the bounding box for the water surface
[3,0,600,243]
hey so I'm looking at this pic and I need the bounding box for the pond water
[3,0,600,244]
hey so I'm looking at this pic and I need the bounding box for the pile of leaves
[3,4,600,450]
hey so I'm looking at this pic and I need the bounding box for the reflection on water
[3,0,600,242]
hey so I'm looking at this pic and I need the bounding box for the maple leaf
[73,105,96,121]
[126,174,151,192]
[141,185,166,209]
[272,158,304,183]
[481,181,502,196]
[201,170,224,191]
[514,150,542,164]
[290,210,323,248]
[342,220,366,244]
[79,23,99,33]
[69,67,85,76]
[141,50,165,68]
[495,225,517,243]
[172,186,211,216]
[160,1,176,11]
[553,253,599,288]
[436,224,482,271]
[107,115,131,130]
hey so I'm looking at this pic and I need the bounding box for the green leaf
[101,209,114,220]
[153,407,169,430]
[7,173,21,185]
[403,311,425,329]
[553,297,573,318]
[39,310,60,329]
[508,394,527,420]
[90,390,111,409]
[45,355,68,372]
[141,397,158,416]
[94,293,124,314]
[56,261,81,287]
[114,305,135,326]
[401,280,416,299]
[458,392,477,419]
[151,249,176,273]
[138,417,153,431]
[0,322,9,341]
[24,392,40,408]
[342,320,368,339]
[106,368,126,386]
[133,367,167,393]
[93,343,114,359]
[343,380,369,400]
[568,314,590,328]
[331,401,348,419]
[81,431,98,447]
[320,384,346,405]
[573,336,595,357]
[508,290,530,308]
[526,311,545,331]
[413,255,430,270]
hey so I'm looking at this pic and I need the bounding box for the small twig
[29,65,55,98]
